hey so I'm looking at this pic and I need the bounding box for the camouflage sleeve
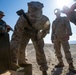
[11,15,26,41]
[42,19,50,38]
[14,15,26,33]
[64,17,72,36]
[42,19,50,33]
[37,19,50,40]
[51,21,55,41]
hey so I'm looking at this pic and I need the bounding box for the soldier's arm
[42,20,50,35]
[6,25,13,32]
[65,17,72,36]
[11,15,26,40]
[51,21,55,43]
[37,20,50,40]
[14,15,26,33]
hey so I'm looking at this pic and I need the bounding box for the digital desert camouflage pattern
[51,17,73,63]
[51,17,72,39]
[10,14,26,63]
[10,1,50,71]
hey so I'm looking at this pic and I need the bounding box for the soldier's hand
[6,25,13,32]
[37,31,43,40]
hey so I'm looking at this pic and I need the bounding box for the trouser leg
[54,39,63,63]
[10,40,20,70]
[18,34,30,64]
[61,39,76,73]
[10,40,19,63]
[32,39,48,71]
[62,39,73,64]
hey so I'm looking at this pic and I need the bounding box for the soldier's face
[0,15,4,19]
[28,7,42,19]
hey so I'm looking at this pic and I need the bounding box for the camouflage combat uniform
[51,16,73,64]
[11,1,50,71]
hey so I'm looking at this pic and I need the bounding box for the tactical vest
[0,20,7,34]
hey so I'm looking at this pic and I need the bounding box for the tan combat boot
[19,61,31,67]
[69,63,76,73]
[55,62,64,68]
[10,62,20,71]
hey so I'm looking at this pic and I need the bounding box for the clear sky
[0,0,76,43]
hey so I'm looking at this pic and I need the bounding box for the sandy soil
[26,44,76,75]
[1,44,76,75]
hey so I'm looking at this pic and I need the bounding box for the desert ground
[1,44,76,75]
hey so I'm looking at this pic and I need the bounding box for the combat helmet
[27,1,44,11]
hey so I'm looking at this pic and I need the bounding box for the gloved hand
[6,25,13,32]
[37,31,45,40]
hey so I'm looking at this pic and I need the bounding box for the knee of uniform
[54,46,60,50]
[63,45,70,50]
[55,50,61,54]
[64,49,71,53]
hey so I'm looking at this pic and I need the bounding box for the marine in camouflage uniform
[0,11,6,30]
[0,11,12,33]
[61,3,76,25]
[0,11,13,70]
[51,8,76,73]
[11,1,50,74]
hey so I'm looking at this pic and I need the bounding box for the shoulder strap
[16,9,38,32]
[23,14,32,27]
[23,13,37,31]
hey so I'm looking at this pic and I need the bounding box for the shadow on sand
[51,67,76,75]
[51,68,63,75]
